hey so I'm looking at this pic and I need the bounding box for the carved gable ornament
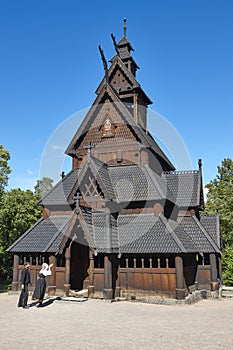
[101,118,115,138]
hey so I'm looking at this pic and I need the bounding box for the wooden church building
[7,20,222,300]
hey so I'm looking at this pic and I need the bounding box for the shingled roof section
[200,214,221,249]
[168,220,198,252]
[176,216,221,253]
[108,164,168,203]
[78,207,95,250]
[6,214,75,253]
[38,169,79,207]
[118,214,186,254]
[162,170,201,207]
[92,212,109,252]
[91,157,116,199]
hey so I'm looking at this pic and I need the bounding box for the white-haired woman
[32,263,53,307]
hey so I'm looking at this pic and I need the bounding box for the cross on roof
[83,142,95,162]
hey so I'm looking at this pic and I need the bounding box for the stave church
[7,20,222,301]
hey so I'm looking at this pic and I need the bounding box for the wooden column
[12,254,19,291]
[47,255,57,296]
[218,255,222,283]
[115,257,121,298]
[88,251,95,298]
[175,256,185,300]
[64,245,71,296]
[103,255,113,299]
[210,253,218,291]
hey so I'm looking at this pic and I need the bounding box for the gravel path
[0,293,232,349]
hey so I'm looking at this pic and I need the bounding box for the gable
[66,83,174,171]
[79,167,104,199]
[65,86,143,158]
[95,56,140,95]
[109,66,134,93]
[76,96,138,152]
[96,56,152,105]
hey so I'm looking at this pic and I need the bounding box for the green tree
[204,158,233,285]
[0,189,42,278]
[0,145,11,199]
[34,177,54,197]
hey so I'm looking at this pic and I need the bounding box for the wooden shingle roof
[6,213,76,253]
[37,169,79,207]
[162,170,203,208]
[200,214,221,249]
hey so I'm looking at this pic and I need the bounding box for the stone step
[220,286,233,298]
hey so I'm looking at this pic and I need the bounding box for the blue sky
[1,0,233,191]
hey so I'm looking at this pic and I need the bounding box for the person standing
[32,263,53,307]
[18,262,31,309]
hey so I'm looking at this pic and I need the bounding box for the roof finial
[98,44,108,83]
[111,33,120,56]
[60,171,65,179]
[124,18,127,37]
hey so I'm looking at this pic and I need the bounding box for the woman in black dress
[32,263,53,307]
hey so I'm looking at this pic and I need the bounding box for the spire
[198,159,202,169]
[114,19,139,76]
[124,18,127,37]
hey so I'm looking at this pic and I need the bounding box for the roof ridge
[143,164,166,199]
[78,208,95,250]
[118,212,155,218]
[90,157,116,200]
[43,212,75,253]
[162,170,199,175]
[159,214,187,253]
[37,169,75,205]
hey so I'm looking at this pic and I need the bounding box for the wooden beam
[48,255,57,296]
[210,253,219,292]
[103,255,113,299]
[175,256,185,300]
[12,254,19,291]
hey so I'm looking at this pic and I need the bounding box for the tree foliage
[0,145,11,199]
[0,146,55,281]
[204,158,233,285]
[34,177,54,197]
[0,189,42,278]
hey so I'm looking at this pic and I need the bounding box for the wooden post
[47,255,57,296]
[149,258,152,268]
[218,255,222,283]
[103,255,113,299]
[12,254,19,291]
[210,253,219,292]
[88,251,95,298]
[115,267,121,298]
[64,245,71,296]
[175,256,185,300]
[134,93,138,125]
